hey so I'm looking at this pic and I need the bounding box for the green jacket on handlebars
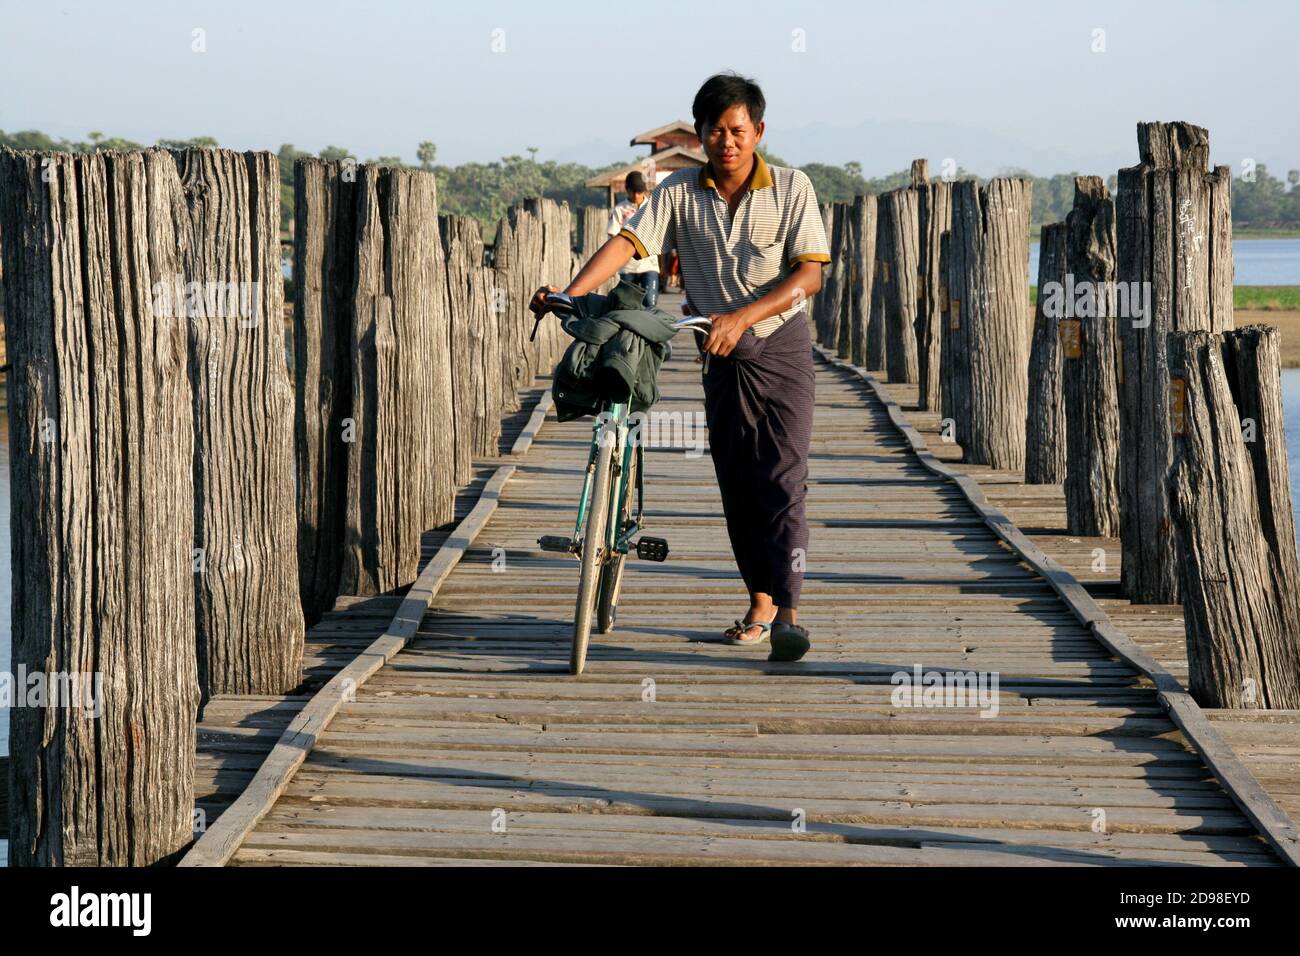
[551,278,680,422]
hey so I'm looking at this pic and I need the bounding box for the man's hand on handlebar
[529,285,561,318]
[702,307,753,357]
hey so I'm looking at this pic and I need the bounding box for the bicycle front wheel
[597,444,638,634]
[571,425,616,674]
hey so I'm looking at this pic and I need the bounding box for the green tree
[276,144,309,236]
[157,136,219,150]
[417,141,437,170]
[0,129,63,150]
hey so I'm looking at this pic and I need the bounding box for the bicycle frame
[537,295,706,670]
[571,401,642,555]
[541,293,703,563]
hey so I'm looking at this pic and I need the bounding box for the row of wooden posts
[809,122,1300,712]
[3,124,1299,865]
[0,146,575,865]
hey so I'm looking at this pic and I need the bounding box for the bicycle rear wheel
[571,425,616,674]
[597,445,638,634]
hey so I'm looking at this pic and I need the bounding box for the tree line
[3,129,1298,237]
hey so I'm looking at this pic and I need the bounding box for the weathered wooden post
[526,197,556,372]
[1024,222,1067,483]
[846,194,877,368]
[579,205,615,295]
[867,238,888,372]
[831,203,854,353]
[948,177,1033,469]
[442,213,503,468]
[294,158,357,625]
[170,148,304,699]
[939,231,962,425]
[1117,121,1234,604]
[916,174,952,409]
[831,203,857,358]
[816,200,833,343]
[343,163,456,595]
[810,202,828,345]
[539,198,575,366]
[1225,327,1300,574]
[1223,326,1300,683]
[492,203,546,397]
[1062,177,1122,536]
[876,168,922,383]
[1,148,199,865]
[1168,328,1300,708]
[813,203,847,351]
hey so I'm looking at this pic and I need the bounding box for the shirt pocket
[737,237,785,289]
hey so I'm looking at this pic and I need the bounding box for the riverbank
[1245,311,1300,365]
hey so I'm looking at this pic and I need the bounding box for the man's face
[700,104,765,178]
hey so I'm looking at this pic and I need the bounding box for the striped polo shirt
[618,153,831,337]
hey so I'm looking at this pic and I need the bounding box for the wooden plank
[218,297,1281,868]
[178,390,553,866]
[814,344,1300,865]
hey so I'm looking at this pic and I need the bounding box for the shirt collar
[698,152,774,192]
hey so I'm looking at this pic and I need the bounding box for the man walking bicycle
[531,72,830,662]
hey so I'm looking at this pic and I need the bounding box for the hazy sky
[2,0,1297,176]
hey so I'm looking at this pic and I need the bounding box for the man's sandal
[769,623,811,662]
[723,619,773,646]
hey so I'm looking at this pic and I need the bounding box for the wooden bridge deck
[879,378,1300,832]
[214,308,1282,867]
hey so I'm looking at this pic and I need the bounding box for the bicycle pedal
[538,535,576,554]
[635,536,669,562]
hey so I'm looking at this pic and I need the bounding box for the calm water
[1030,237,1300,287]
[1284,370,1300,534]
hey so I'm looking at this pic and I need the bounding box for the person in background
[608,171,659,307]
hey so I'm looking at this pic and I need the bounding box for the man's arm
[529,235,636,316]
[531,182,675,318]
[568,235,637,296]
[702,261,823,357]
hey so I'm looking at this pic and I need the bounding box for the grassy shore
[1025,286,1300,367]
[1030,286,1300,310]
[1235,286,1300,310]
[1232,228,1300,240]
[1244,311,1300,366]
[1029,226,1300,241]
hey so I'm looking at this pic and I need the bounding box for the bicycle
[533,291,712,674]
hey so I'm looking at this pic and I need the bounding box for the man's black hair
[692,72,766,132]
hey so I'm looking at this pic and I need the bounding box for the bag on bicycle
[551,278,679,422]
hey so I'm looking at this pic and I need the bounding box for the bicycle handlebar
[533,291,711,341]
[672,316,713,332]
